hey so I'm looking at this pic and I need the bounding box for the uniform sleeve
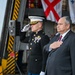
[40,35,50,50]
[40,35,50,72]
[20,31,29,43]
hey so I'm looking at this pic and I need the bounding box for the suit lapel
[62,30,72,42]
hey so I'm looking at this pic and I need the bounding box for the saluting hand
[21,24,30,32]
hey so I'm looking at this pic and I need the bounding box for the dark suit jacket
[45,30,75,75]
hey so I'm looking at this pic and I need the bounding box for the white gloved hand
[21,24,30,32]
[40,71,45,75]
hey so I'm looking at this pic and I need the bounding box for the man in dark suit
[44,16,75,75]
[20,16,50,75]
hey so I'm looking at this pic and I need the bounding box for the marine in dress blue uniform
[20,16,50,75]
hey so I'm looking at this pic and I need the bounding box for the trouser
[28,72,39,75]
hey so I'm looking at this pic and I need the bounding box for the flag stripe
[41,0,62,22]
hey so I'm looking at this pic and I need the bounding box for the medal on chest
[34,36,41,43]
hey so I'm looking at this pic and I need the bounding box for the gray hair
[64,16,71,25]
